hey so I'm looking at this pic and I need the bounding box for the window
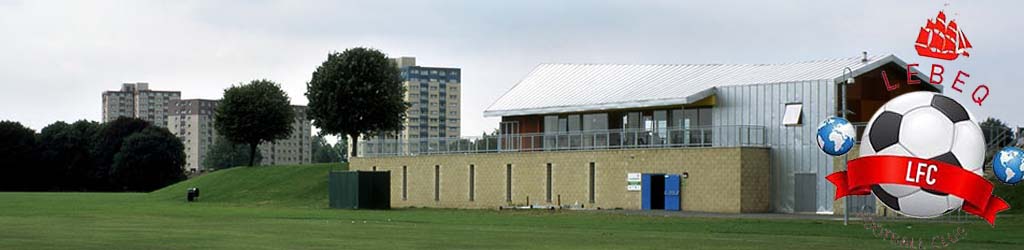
[546,163,552,202]
[402,166,408,200]
[589,162,596,203]
[783,103,803,126]
[506,164,513,202]
[654,110,668,144]
[434,165,440,201]
[544,116,559,149]
[469,165,475,201]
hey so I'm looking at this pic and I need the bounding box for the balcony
[358,125,767,157]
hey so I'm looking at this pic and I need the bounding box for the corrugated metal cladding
[713,80,836,213]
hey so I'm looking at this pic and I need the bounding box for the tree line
[2,47,411,191]
[0,118,185,192]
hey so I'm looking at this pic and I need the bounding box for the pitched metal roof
[484,54,930,117]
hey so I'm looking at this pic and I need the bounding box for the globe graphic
[816,116,857,156]
[993,146,1024,185]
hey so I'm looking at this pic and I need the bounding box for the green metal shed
[328,171,390,209]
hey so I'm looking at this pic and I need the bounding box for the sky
[1,0,1022,140]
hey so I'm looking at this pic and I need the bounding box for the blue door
[641,174,652,210]
[664,175,681,211]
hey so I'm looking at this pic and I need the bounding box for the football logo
[859,91,984,218]
[827,91,1009,225]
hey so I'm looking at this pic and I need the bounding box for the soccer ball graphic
[860,91,985,218]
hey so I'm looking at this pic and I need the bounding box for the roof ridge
[537,53,893,67]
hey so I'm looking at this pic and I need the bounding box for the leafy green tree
[981,117,1014,147]
[110,127,186,191]
[38,120,101,191]
[202,136,262,170]
[0,121,39,191]
[91,117,151,190]
[306,48,408,157]
[214,79,295,166]
[311,134,342,163]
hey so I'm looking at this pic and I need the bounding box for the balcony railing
[358,125,767,157]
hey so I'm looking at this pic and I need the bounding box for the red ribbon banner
[826,155,1010,225]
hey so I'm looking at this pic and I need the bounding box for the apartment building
[365,57,461,154]
[168,99,220,173]
[168,99,312,172]
[101,83,181,127]
[258,106,312,166]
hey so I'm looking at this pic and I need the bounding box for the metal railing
[358,125,767,157]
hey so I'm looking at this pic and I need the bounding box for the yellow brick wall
[351,147,770,213]
[831,145,896,217]
[740,147,772,212]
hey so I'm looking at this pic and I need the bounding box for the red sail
[915,11,970,61]
[958,29,972,57]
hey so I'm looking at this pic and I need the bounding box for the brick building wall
[351,147,770,213]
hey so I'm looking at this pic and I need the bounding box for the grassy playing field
[1,164,1021,249]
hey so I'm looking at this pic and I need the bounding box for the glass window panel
[582,113,608,148]
[671,109,684,127]
[558,117,569,148]
[654,110,668,144]
[697,108,711,126]
[567,115,581,131]
[544,116,558,150]
[626,112,640,129]
[568,115,581,148]
[544,115,558,133]
[783,104,802,126]
[640,115,653,145]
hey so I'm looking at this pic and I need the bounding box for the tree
[38,120,101,191]
[91,117,151,190]
[214,79,295,166]
[202,136,262,170]
[0,121,39,191]
[335,136,349,162]
[306,48,408,157]
[980,117,1015,165]
[110,127,186,191]
[981,117,1014,147]
[311,134,341,163]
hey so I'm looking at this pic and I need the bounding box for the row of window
[392,162,597,203]
[174,101,216,107]
[407,78,460,84]
[409,118,460,123]
[408,94,460,99]
[408,69,459,76]
[409,110,457,116]
[408,85,458,91]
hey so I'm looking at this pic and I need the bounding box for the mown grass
[148,163,346,208]
[1,163,1022,249]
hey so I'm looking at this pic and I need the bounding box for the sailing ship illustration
[915,11,972,60]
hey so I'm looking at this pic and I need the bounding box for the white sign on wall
[627,173,641,191]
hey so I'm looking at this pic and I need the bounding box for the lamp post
[841,67,854,226]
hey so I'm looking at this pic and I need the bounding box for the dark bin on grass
[187,187,200,202]
[328,171,390,209]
